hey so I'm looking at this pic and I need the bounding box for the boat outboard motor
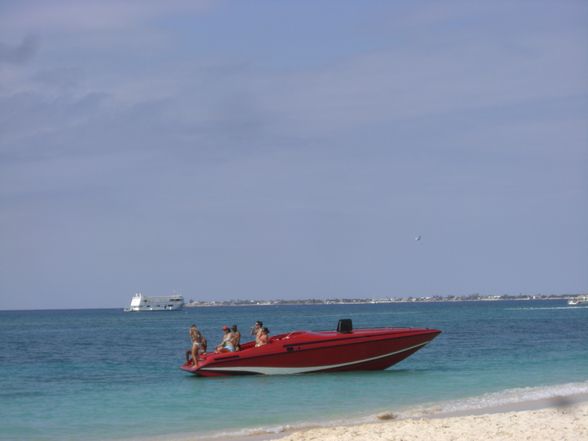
[337,319,353,333]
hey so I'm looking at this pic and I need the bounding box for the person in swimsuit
[255,327,270,347]
[251,321,263,346]
[216,326,235,353]
[187,324,206,366]
[231,324,241,351]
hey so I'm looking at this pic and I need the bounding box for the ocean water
[0,301,587,441]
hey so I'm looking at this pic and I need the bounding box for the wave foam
[201,381,588,439]
[395,380,588,418]
[506,306,588,311]
[123,381,588,441]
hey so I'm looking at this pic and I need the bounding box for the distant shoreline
[1,295,585,311]
[184,294,585,308]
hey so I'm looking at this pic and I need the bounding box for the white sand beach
[120,394,588,441]
[274,399,588,441]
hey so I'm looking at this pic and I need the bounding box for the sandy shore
[117,392,588,441]
[274,399,588,441]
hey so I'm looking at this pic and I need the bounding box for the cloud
[32,67,84,91]
[0,1,586,308]
[0,0,214,33]
[0,35,38,64]
[256,32,588,139]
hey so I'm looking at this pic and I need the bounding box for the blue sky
[1,1,587,309]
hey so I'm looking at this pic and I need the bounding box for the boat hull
[181,327,440,377]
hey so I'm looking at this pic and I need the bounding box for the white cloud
[255,31,588,137]
[0,0,214,34]
[0,35,38,64]
[1,1,587,307]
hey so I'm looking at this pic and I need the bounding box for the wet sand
[117,393,588,441]
[274,396,588,441]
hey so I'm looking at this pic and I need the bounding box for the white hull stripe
[199,341,430,375]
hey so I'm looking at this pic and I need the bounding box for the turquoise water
[1,301,587,441]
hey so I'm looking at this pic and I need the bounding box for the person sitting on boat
[187,324,207,366]
[255,327,270,347]
[231,324,241,351]
[215,326,235,353]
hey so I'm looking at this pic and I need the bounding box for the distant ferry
[124,293,185,312]
[568,295,588,306]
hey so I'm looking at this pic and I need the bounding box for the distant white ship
[568,295,588,306]
[124,293,185,312]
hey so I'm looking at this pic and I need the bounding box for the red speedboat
[181,319,441,376]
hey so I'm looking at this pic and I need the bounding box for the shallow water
[0,301,587,441]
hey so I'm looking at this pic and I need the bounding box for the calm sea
[1,301,587,441]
